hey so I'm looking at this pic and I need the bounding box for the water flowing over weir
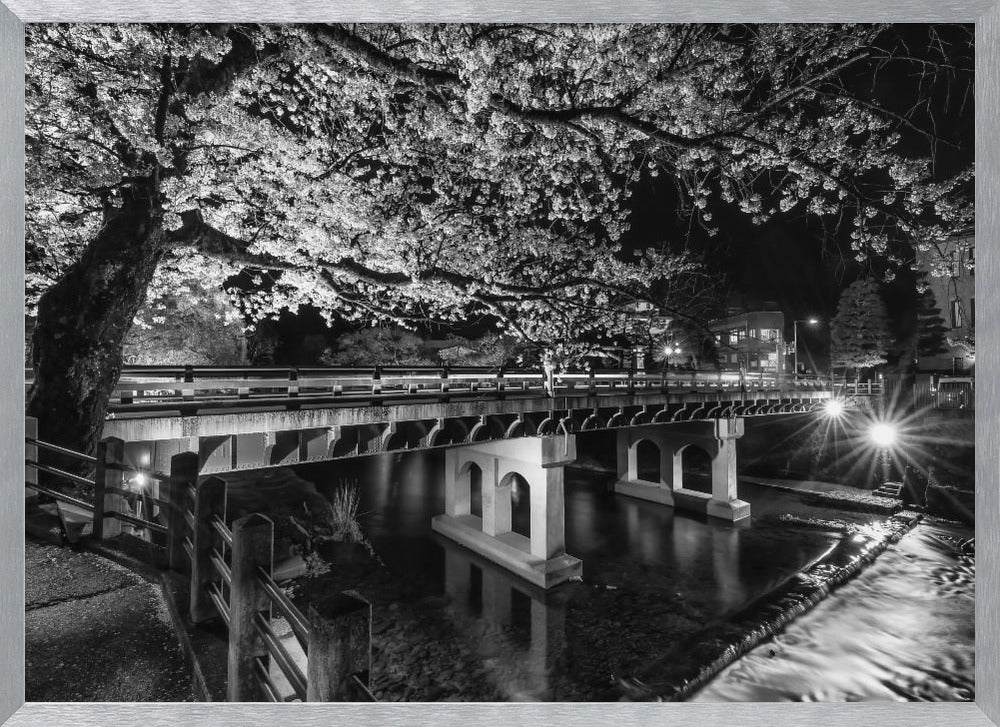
[287,445,973,702]
[689,522,974,702]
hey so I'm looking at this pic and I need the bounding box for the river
[289,442,974,702]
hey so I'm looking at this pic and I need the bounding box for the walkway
[25,537,196,701]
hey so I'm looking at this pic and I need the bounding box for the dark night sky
[621,24,974,340]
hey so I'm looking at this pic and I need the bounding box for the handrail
[211,515,233,547]
[110,510,168,534]
[25,436,98,465]
[26,482,94,512]
[210,548,232,586]
[208,582,231,626]
[253,656,284,702]
[257,565,310,654]
[254,611,308,701]
[27,461,95,488]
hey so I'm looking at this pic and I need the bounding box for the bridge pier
[614,418,750,522]
[432,436,582,589]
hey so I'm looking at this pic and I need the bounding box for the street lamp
[793,317,820,379]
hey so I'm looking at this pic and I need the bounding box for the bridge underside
[104,391,828,475]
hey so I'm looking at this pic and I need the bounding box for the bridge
[31,365,837,590]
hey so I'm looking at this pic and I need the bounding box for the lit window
[951,299,962,328]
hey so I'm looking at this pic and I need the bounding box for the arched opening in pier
[679,444,713,493]
[635,439,660,483]
[469,463,483,519]
[501,472,532,538]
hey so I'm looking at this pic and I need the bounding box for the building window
[970,297,975,326]
[759,328,780,341]
[968,246,975,276]
[951,299,962,328]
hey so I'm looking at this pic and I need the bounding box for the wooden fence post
[228,513,273,702]
[306,592,372,701]
[190,476,226,623]
[92,437,124,540]
[166,451,199,573]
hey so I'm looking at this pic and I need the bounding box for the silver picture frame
[0,2,996,725]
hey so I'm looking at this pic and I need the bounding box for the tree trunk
[27,182,166,467]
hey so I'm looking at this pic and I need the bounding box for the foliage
[26,23,973,362]
[320,326,433,366]
[123,283,247,365]
[326,483,365,543]
[436,332,525,367]
[830,278,891,374]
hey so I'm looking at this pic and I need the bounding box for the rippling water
[690,521,975,702]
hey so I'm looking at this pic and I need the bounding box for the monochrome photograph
[22,22,975,703]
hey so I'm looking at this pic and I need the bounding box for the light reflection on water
[690,522,975,702]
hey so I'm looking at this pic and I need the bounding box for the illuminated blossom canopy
[24,23,973,452]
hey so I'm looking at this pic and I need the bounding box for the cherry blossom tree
[25,23,973,456]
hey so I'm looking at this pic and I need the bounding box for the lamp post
[792,318,819,379]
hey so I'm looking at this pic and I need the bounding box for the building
[914,231,974,373]
[708,303,787,377]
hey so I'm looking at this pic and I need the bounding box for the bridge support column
[707,418,750,521]
[433,437,582,589]
[614,418,750,522]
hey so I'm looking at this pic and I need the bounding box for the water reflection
[438,535,566,700]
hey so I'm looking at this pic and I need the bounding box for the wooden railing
[26,365,832,417]
[25,416,169,542]
[172,472,374,702]
[25,417,375,703]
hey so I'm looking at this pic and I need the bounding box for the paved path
[25,538,196,701]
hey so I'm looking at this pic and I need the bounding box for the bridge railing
[178,475,373,702]
[25,366,831,415]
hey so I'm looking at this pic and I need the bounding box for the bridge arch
[630,408,654,426]
[536,417,557,436]
[466,420,491,444]
[380,427,407,452]
[676,442,714,494]
[633,438,662,484]
[459,460,485,519]
[499,471,532,538]
[580,412,603,430]
[605,409,626,428]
